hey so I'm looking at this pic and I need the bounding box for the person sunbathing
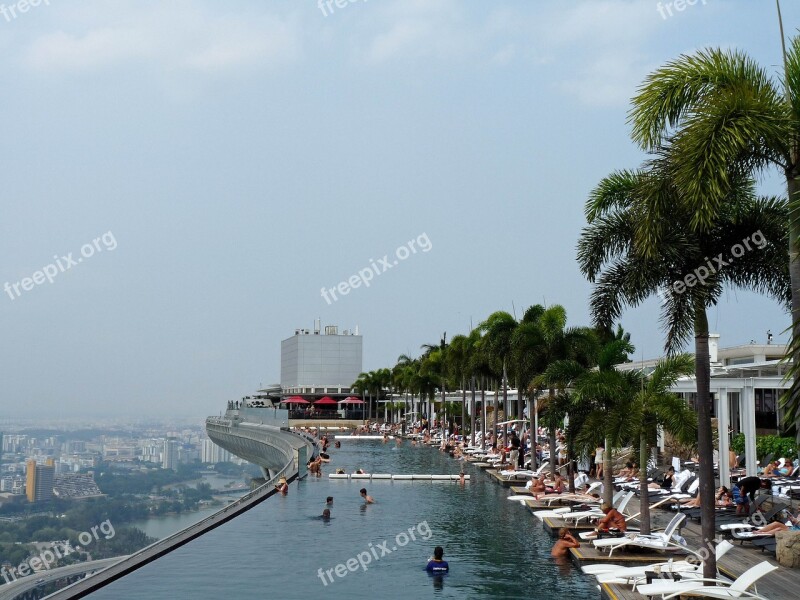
[750,509,800,536]
[615,462,635,479]
[762,461,778,477]
[526,476,546,496]
[715,486,733,507]
[594,503,627,533]
[649,466,676,490]
[680,495,701,508]
[545,474,566,494]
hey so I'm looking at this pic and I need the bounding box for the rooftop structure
[280,323,362,398]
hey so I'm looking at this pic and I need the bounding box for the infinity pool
[91,439,596,599]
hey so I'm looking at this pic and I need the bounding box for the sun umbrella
[283,396,310,404]
[339,397,365,404]
[315,396,338,405]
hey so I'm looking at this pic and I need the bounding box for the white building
[280,324,362,397]
[201,439,231,464]
[616,334,790,484]
[162,440,179,471]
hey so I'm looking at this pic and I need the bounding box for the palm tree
[575,354,697,534]
[479,311,518,447]
[542,337,632,497]
[627,36,800,430]
[527,305,597,479]
[352,372,373,422]
[446,334,475,435]
[578,164,790,577]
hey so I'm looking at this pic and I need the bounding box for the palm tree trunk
[694,303,716,580]
[639,433,651,536]
[493,383,499,450]
[567,435,576,494]
[461,382,466,439]
[481,384,487,449]
[604,439,613,506]
[549,388,557,479]
[470,378,476,447]
[502,362,509,450]
[778,10,800,446]
[788,175,800,445]
[528,395,536,471]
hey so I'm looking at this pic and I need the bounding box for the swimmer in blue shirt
[425,546,449,573]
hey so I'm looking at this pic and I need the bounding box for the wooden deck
[434,444,800,598]
[486,469,527,487]
[576,497,799,599]
[542,516,597,538]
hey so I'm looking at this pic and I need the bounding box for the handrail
[43,441,299,599]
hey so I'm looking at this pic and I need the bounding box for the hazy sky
[2,0,797,418]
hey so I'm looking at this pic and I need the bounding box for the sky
[1,0,798,419]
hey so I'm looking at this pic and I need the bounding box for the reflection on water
[93,440,596,599]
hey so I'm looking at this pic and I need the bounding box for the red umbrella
[315,396,338,405]
[339,397,365,404]
[283,396,310,404]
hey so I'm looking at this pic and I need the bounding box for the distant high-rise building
[25,459,55,503]
[162,440,179,471]
[201,439,231,464]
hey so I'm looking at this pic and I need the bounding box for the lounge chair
[592,512,686,557]
[593,540,734,585]
[534,481,603,505]
[565,490,635,526]
[634,560,778,599]
[534,489,623,521]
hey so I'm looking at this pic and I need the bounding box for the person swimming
[425,546,449,573]
[321,508,331,520]
[360,488,375,504]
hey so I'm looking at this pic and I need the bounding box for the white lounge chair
[594,540,734,585]
[567,491,635,526]
[635,560,778,599]
[592,512,686,557]
[535,488,622,521]
[532,481,604,506]
[499,461,550,480]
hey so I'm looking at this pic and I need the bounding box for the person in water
[275,477,289,494]
[321,508,331,520]
[551,528,580,557]
[326,496,334,506]
[360,488,375,504]
[425,546,449,572]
